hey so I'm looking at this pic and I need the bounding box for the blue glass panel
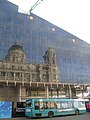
[0,102,12,118]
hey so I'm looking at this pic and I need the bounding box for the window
[16,72,21,77]
[61,102,74,109]
[35,102,39,110]
[29,16,33,20]
[26,100,32,106]
[32,73,38,81]
[1,71,5,76]
[78,101,85,107]
[24,73,30,81]
[72,38,76,43]
[12,64,14,69]
[58,102,62,109]
[52,74,56,79]
[51,102,54,109]
[52,27,55,32]
[68,102,74,108]
[43,102,48,109]
[39,102,43,110]
[11,72,14,77]
[54,102,58,109]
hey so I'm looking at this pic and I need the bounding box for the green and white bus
[25,98,86,118]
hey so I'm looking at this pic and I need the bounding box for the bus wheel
[48,111,54,118]
[75,110,79,115]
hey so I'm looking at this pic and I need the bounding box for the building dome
[5,41,26,63]
[8,41,23,52]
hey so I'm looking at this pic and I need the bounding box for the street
[3,112,90,120]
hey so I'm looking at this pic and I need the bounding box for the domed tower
[5,41,26,63]
[43,47,56,65]
[43,47,59,82]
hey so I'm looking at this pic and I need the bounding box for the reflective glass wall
[0,0,90,84]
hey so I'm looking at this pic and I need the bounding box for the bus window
[50,102,54,109]
[35,102,39,110]
[48,102,51,109]
[61,102,69,109]
[61,102,65,109]
[58,102,62,109]
[78,101,85,107]
[26,100,32,107]
[68,102,74,108]
[39,102,43,110]
[54,102,58,109]
[43,102,48,109]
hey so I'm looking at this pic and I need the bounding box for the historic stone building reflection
[0,41,59,101]
[0,0,89,103]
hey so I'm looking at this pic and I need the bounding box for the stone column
[57,88,59,97]
[81,86,84,98]
[19,85,22,102]
[65,85,72,98]
[69,85,72,98]
[22,73,24,85]
[39,64,42,82]
[14,72,15,81]
[45,85,49,98]
[19,85,26,102]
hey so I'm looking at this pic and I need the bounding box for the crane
[29,0,44,14]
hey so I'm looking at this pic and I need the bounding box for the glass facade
[0,0,90,84]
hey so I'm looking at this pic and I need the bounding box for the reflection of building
[0,0,90,104]
[4,42,59,83]
[0,42,59,101]
[5,41,26,63]
[0,42,88,103]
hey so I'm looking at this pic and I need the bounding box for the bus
[25,98,86,118]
